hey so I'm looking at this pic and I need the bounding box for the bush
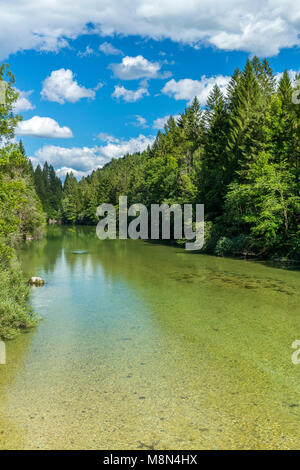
[215,236,234,257]
[201,221,224,254]
[0,254,38,340]
[231,234,249,254]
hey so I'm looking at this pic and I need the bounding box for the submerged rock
[28,277,45,286]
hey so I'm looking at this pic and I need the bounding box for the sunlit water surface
[0,226,300,449]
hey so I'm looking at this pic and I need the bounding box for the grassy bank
[0,254,38,340]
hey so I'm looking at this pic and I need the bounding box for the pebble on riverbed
[28,277,45,286]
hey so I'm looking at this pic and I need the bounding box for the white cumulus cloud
[112,84,149,102]
[55,167,91,179]
[98,134,154,159]
[161,75,231,105]
[32,145,103,174]
[16,116,73,138]
[30,134,154,177]
[14,89,35,113]
[41,68,96,104]
[0,1,299,59]
[110,55,161,80]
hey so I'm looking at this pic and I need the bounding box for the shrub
[0,254,38,340]
[231,234,249,254]
[215,236,234,257]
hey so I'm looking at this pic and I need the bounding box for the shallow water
[0,226,300,449]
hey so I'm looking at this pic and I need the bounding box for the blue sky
[2,1,300,178]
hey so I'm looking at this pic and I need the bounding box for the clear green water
[0,226,300,449]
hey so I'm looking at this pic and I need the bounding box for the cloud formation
[16,116,73,138]
[41,69,96,103]
[14,89,35,113]
[97,134,154,159]
[99,42,123,55]
[77,46,95,57]
[161,75,231,105]
[275,69,300,84]
[153,114,180,129]
[55,167,90,179]
[112,84,149,102]
[109,55,161,80]
[0,1,299,59]
[134,115,148,128]
[31,134,154,177]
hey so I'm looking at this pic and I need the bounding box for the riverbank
[0,254,39,340]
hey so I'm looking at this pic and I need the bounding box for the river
[0,226,299,449]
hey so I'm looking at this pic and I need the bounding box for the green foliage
[223,152,300,255]
[32,57,300,260]
[0,256,38,340]
[215,237,234,257]
[0,64,45,339]
[34,162,63,220]
[0,63,21,141]
[231,234,249,255]
[0,143,46,247]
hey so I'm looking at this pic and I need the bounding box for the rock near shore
[28,277,45,286]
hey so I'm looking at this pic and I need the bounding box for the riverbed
[0,226,299,449]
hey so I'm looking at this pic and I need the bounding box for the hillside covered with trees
[0,64,45,339]
[35,58,300,260]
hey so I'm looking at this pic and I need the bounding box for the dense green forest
[36,57,300,259]
[0,64,45,339]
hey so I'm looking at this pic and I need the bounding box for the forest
[1,57,300,338]
[35,57,300,259]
